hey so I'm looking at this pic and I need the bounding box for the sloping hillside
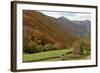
[49,16,89,37]
[23,10,79,51]
[73,20,91,32]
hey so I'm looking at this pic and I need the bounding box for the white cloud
[40,11,63,18]
[39,11,91,21]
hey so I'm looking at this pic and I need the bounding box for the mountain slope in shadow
[73,20,91,33]
[49,16,90,38]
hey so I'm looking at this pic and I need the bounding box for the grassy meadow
[23,48,90,62]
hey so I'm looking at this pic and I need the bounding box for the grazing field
[23,49,72,62]
[23,48,90,62]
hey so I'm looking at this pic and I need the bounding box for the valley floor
[23,49,90,62]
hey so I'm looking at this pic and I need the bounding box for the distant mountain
[49,16,90,37]
[23,10,79,50]
[73,20,91,32]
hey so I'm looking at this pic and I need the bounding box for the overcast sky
[39,11,91,21]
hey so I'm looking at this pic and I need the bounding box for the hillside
[23,10,79,52]
[73,20,91,32]
[49,16,90,37]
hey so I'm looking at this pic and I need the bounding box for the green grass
[40,58,61,62]
[23,48,90,62]
[23,49,72,62]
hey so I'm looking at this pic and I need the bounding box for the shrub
[34,37,38,42]
[44,44,55,51]
[35,45,44,52]
[80,40,90,50]
[83,49,90,56]
[23,37,46,53]
[53,42,64,50]
[79,40,91,55]
[23,41,37,53]
[36,39,42,45]
[72,42,82,55]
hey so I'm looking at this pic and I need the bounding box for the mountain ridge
[49,15,90,38]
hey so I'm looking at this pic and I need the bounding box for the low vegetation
[23,36,64,53]
[23,47,90,62]
[23,35,90,62]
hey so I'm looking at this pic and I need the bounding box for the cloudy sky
[39,10,91,21]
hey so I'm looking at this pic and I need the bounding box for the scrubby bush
[53,42,64,50]
[72,42,82,55]
[23,36,46,53]
[23,41,38,53]
[35,45,44,52]
[83,49,90,56]
[80,40,90,50]
[79,39,91,55]
[34,37,38,42]
[24,35,66,53]
[44,44,56,51]
[36,39,42,45]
